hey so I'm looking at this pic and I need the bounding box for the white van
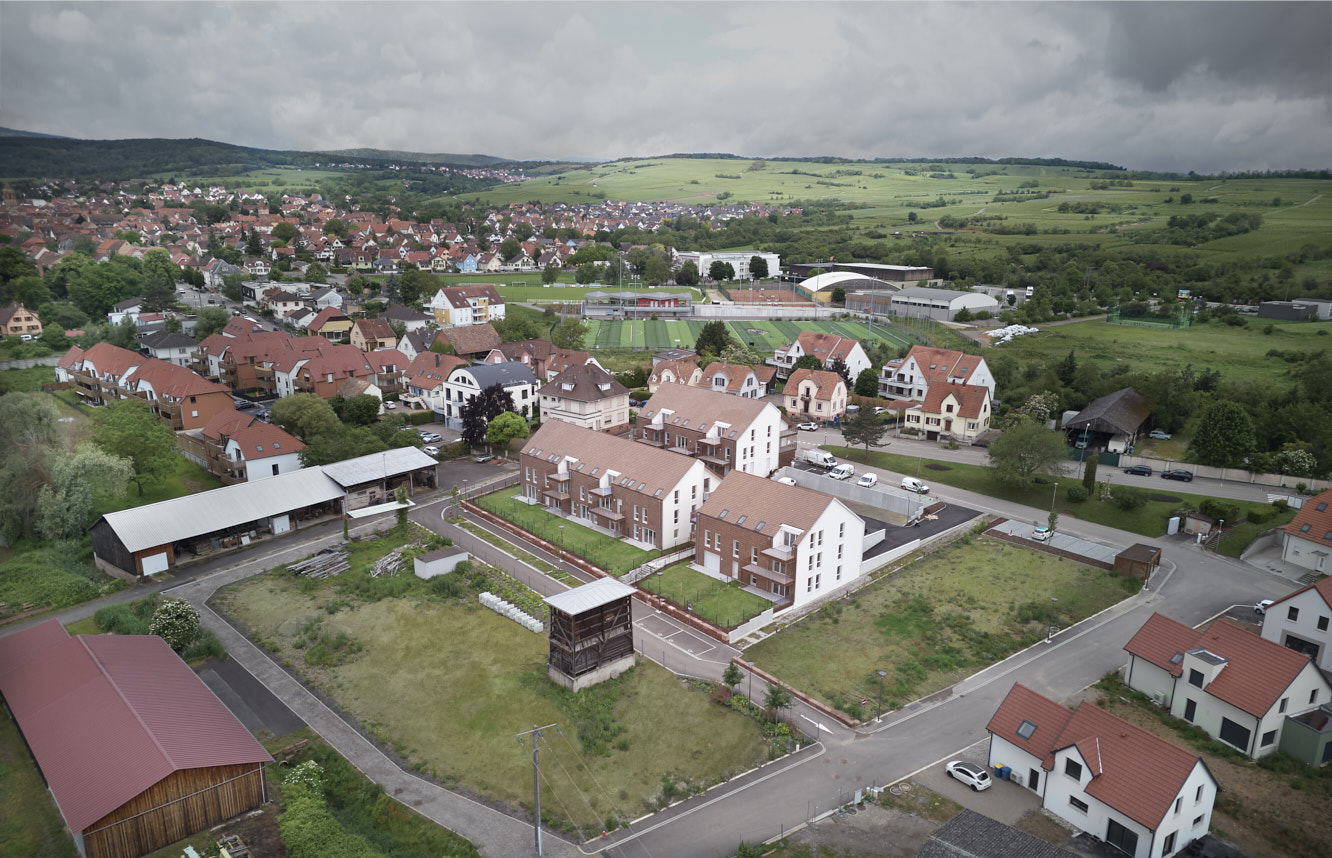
[829,464,855,480]
[901,477,930,494]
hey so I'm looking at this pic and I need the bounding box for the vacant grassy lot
[651,561,774,628]
[476,489,660,575]
[827,445,1204,537]
[747,535,1134,718]
[0,365,56,393]
[994,315,1332,389]
[0,706,78,858]
[222,570,770,830]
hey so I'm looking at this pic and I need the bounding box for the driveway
[912,740,1040,826]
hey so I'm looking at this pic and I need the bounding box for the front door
[1028,768,1040,792]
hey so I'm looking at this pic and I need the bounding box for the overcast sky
[2,2,1328,173]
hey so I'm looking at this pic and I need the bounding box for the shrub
[1200,499,1241,524]
[149,598,202,652]
[1112,486,1148,511]
[1246,506,1276,524]
[1066,485,1089,503]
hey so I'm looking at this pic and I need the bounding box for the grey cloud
[0,2,1327,173]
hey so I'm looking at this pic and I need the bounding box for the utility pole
[516,724,558,855]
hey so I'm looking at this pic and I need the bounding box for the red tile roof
[786,367,845,400]
[0,619,271,833]
[1125,613,1322,717]
[226,420,305,460]
[1279,489,1332,551]
[794,331,859,365]
[988,683,1211,831]
[903,345,985,386]
[440,322,501,356]
[917,382,990,419]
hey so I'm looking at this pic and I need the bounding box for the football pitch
[582,318,916,351]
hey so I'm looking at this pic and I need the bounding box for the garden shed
[544,578,637,691]
[1114,543,1162,581]
[0,620,271,858]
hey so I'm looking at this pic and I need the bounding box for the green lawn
[994,315,1332,389]
[747,535,1135,718]
[222,571,770,830]
[648,562,774,628]
[0,706,78,858]
[576,317,918,354]
[826,445,1206,536]
[0,365,56,394]
[475,489,660,575]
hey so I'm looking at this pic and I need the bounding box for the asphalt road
[584,469,1302,858]
[803,428,1287,506]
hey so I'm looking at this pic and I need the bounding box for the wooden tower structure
[544,578,637,691]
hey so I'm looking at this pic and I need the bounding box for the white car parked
[856,473,878,488]
[945,760,992,792]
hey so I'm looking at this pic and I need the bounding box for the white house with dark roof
[1124,613,1331,759]
[442,361,537,428]
[987,683,1218,858]
[538,362,630,432]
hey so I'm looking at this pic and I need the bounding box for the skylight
[1169,652,1184,665]
[1017,720,1037,740]
[719,510,729,519]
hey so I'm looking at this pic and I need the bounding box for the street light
[656,569,663,602]
[876,670,887,721]
[558,525,565,560]
[1047,597,1059,643]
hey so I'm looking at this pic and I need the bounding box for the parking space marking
[635,613,720,658]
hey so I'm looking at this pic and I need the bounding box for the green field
[581,317,917,353]
[222,571,771,829]
[476,489,660,575]
[649,562,774,628]
[441,158,1332,269]
[993,316,1332,387]
[747,535,1135,718]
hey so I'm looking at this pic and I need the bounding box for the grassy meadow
[221,570,771,829]
[993,315,1332,388]
[747,535,1135,718]
[448,158,1332,270]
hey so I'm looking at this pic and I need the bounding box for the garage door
[141,552,169,576]
[703,552,720,574]
[272,514,291,534]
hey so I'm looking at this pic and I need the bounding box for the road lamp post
[1047,597,1058,643]
[876,670,887,721]
[558,525,564,561]
[656,570,663,602]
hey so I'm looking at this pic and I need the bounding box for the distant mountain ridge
[0,135,520,179]
[322,147,509,167]
[0,126,71,139]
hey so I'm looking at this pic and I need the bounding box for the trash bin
[998,765,1012,781]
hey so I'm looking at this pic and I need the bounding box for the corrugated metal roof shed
[545,578,636,614]
[322,445,438,488]
[0,620,271,833]
[100,465,344,552]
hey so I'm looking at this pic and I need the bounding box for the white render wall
[1125,657,1179,708]
[789,499,864,610]
[1260,588,1332,671]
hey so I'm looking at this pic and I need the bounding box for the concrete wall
[1115,455,1328,493]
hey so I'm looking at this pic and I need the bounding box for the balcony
[743,563,791,586]
[542,488,570,502]
[592,506,624,522]
[761,544,794,563]
[590,486,613,497]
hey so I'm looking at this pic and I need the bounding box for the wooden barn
[544,578,637,691]
[0,620,272,858]
[1115,543,1163,582]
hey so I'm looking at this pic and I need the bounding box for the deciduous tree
[748,256,769,280]
[791,354,823,373]
[461,383,516,448]
[988,420,1067,487]
[340,394,382,426]
[675,261,698,286]
[1188,401,1255,468]
[853,368,880,398]
[35,445,133,540]
[270,393,342,442]
[708,261,735,282]
[193,305,231,340]
[549,317,589,350]
[92,397,178,495]
[485,411,529,456]
[149,598,202,652]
